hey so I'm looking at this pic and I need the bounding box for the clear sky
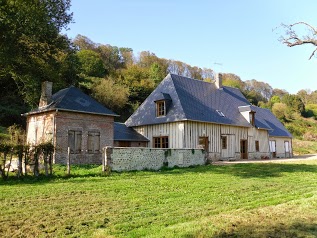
[65,0,317,94]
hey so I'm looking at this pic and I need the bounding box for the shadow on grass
[157,163,317,179]
[2,162,317,185]
[208,221,317,238]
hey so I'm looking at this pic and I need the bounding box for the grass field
[1,160,317,238]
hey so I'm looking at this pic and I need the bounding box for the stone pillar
[102,146,113,174]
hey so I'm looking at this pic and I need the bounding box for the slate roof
[125,74,292,138]
[114,122,149,141]
[23,86,118,117]
[252,106,292,137]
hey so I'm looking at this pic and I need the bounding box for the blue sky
[66,0,317,94]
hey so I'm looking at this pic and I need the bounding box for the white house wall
[134,122,184,148]
[134,121,271,161]
[269,137,292,158]
[26,112,55,145]
[248,127,270,159]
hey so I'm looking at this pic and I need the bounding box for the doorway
[240,140,248,159]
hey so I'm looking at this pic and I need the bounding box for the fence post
[103,146,112,175]
[67,147,70,175]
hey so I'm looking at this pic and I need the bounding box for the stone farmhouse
[125,74,293,161]
[24,73,292,165]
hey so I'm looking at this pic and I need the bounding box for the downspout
[52,109,58,163]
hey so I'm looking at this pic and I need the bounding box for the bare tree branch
[280,22,317,60]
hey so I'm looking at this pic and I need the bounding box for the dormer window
[156,100,166,117]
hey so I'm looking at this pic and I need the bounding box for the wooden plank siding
[133,121,271,161]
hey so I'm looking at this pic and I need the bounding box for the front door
[240,140,248,159]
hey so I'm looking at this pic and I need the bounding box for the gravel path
[212,154,317,165]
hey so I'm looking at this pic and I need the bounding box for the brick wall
[54,111,114,164]
[106,147,205,171]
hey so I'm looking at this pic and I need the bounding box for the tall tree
[0,0,77,107]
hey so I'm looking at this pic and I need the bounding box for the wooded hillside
[1,34,317,144]
[1,0,316,148]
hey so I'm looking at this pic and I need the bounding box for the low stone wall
[106,147,205,172]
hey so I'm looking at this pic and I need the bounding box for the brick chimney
[215,73,223,89]
[39,81,53,108]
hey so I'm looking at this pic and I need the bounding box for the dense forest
[1,0,317,153]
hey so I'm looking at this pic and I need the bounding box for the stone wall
[107,147,205,171]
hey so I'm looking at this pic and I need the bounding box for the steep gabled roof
[126,74,251,127]
[125,74,292,138]
[24,86,118,117]
[114,122,149,142]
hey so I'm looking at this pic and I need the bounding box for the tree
[0,0,77,107]
[222,73,244,89]
[281,22,317,59]
[92,78,130,112]
[272,103,288,121]
[77,50,105,78]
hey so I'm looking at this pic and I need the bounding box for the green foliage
[304,104,317,119]
[77,50,105,78]
[281,94,305,115]
[222,73,244,89]
[285,117,317,140]
[272,102,288,121]
[2,161,317,237]
[92,78,130,112]
[0,0,78,107]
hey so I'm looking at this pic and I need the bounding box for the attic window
[216,110,225,117]
[156,101,166,117]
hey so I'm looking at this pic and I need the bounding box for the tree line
[1,0,317,129]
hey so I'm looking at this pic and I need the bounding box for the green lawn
[1,161,317,238]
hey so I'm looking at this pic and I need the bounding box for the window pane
[156,101,166,117]
[68,131,75,153]
[94,132,100,153]
[87,133,93,153]
[75,131,82,153]
[221,136,227,149]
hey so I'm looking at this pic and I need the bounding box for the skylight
[216,110,225,117]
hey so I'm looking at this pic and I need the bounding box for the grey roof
[125,74,292,138]
[126,74,252,127]
[114,122,149,141]
[252,106,292,137]
[24,86,118,117]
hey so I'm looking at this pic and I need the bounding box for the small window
[156,101,166,117]
[88,131,100,153]
[153,136,169,148]
[221,136,227,149]
[68,130,82,154]
[255,140,259,152]
[216,110,225,117]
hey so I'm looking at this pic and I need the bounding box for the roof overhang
[22,108,119,117]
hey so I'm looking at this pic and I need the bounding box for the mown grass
[1,160,317,237]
